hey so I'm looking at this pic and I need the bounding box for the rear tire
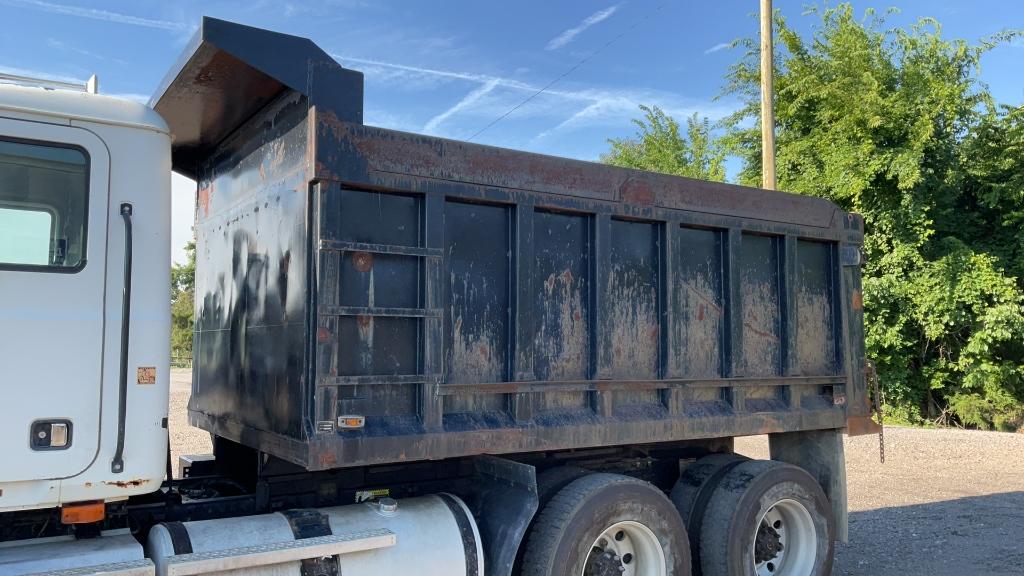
[670,453,748,574]
[699,460,834,576]
[521,473,691,576]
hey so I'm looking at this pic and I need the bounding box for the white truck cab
[0,76,171,514]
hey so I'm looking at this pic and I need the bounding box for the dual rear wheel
[521,473,691,576]
[520,458,833,576]
[673,456,834,576]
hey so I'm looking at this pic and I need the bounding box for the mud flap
[768,428,849,543]
[466,455,539,576]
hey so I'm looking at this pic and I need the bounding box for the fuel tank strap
[163,521,193,555]
[438,494,480,576]
[280,509,338,576]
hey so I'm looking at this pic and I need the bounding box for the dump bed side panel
[187,108,865,470]
[292,113,866,470]
[190,92,311,441]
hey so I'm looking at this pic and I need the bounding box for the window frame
[0,135,91,274]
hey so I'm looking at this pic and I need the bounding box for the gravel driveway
[169,369,1024,575]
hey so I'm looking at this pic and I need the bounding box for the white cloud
[364,108,418,131]
[46,38,105,60]
[704,42,731,55]
[423,79,500,134]
[340,55,500,86]
[532,93,734,144]
[545,5,619,51]
[337,55,591,104]
[2,0,189,31]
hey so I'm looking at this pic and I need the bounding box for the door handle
[30,419,72,450]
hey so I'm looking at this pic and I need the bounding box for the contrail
[423,79,500,134]
[2,0,188,31]
[546,5,619,51]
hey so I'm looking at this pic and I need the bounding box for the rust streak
[743,322,781,341]
[352,251,374,273]
[104,479,148,489]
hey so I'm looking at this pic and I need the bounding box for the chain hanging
[866,360,885,463]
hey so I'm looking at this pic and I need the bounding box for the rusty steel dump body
[155,18,869,472]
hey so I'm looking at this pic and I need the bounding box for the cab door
[0,118,109,481]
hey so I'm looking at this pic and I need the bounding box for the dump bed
[155,18,870,471]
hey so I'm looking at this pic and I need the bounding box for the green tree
[171,240,195,358]
[721,4,1024,428]
[603,105,727,181]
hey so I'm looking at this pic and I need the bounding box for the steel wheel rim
[752,498,816,576]
[583,520,667,576]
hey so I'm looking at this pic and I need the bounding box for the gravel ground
[169,369,211,476]
[170,369,1024,575]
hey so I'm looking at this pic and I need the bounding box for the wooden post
[760,0,776,191]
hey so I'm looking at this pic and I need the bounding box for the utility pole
[760,0,776,190]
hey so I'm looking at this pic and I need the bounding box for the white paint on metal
[25,559,155,576]
[147,495,483,576]
[0,116,110,484]
[0,82,167,133]
[0,83,172,512]
[163,530,395,576]
[0,529,146,574]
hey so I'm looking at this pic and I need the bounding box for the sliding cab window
[0,139,88,271]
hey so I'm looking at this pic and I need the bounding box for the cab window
[0,139,88,270]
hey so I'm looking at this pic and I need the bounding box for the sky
[1,0,1021,264]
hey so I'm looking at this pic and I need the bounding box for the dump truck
[0,17,878,576]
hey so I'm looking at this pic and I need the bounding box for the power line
[467,2,668,141]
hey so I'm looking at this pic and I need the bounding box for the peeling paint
[796,240,838,375]
[740,235,782,377]
[445,202,510,413]
[607,261,659,378]
[536,269,588,380]
[741,277,781,376]
[677,273,724,377]
[604,220,660,408]
[796,290,834,374]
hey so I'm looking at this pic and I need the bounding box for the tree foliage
[171,241,195,358]
[603,105,727,181]
[604,4,1024,430]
